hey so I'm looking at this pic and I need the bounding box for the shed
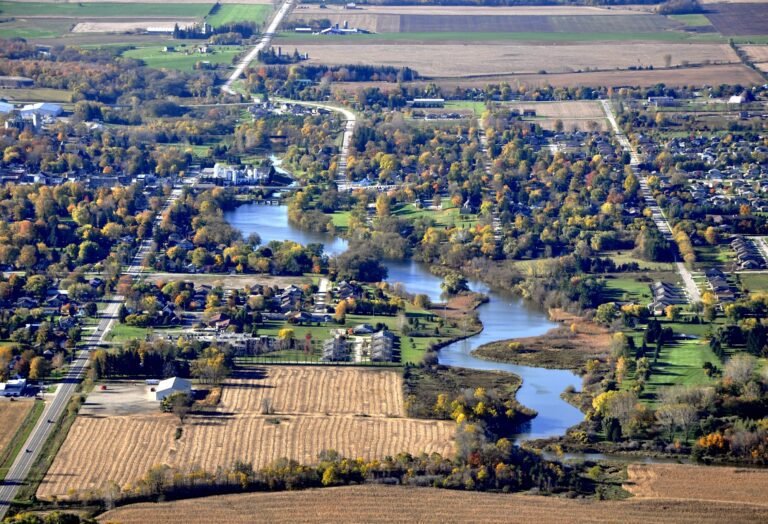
[154,376,191,401]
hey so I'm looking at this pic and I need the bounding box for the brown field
[293,5,652,17]
[705,2,768,36]
[625,463,768,507]
[295,42,738,77]
[334,63,763,91]
[0,400,34,453]
[220,367,404,416]
[506,101,608,132]
[742,45,768,62]
[98,483,768,524]
[38,367,454,500]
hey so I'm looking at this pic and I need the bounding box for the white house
[728,94,745,105]
[154,376,191,401]
[0,101,14,114]
[20,102,62,119]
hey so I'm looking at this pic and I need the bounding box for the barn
[153,377,192,401]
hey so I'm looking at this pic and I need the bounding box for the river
[224,203,585,440]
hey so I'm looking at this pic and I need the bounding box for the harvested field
[98,484,768,523]
[71,21,194,33]
[0,400,34,453]
[506,101,608,132]
[334,63,763,90]
[625,463,768,507]
[296,42,738,77]
[742,44,768,62]
[221,366,405,416]
[292,5,653,17]
[705,2,768,36]
[38,367,455,500]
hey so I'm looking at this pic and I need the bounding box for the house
[728,94,745,105]
[15,297,38,309]
[154,376,192,401]
[370,330,395,362]
[407,98,445,108]
[352,323,375,335]
[0,378,26,397]
[0,101,14,114]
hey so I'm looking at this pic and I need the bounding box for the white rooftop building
[153,376,192,401]
[20,102,62,119]
[0,378,26,397]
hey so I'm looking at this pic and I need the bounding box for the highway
[600,99,701,304]
[222,0,295,95]
[0,186,185,519]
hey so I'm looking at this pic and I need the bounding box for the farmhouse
[153,377,191,401]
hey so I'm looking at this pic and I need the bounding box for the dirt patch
[72,20,195,33]
[429,291,486,321]
[625,464,768,507]
[294,42,738,76]
[79,381,159,417]
[98,484,768,523]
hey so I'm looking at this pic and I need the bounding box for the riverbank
[471,310,611,372]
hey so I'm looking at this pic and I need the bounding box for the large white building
[153,376,192,401]
[20,102,62,119]
[0,378,26,397]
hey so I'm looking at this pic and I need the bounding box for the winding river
[224,203,584,440]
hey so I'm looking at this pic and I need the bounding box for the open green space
[668,14,712,28]
[0,88,73,103]
[205,4,272,27]
[641,339,718,402]
[695,244,734,267]
[738,272,768,295]
[105,324,182,343]
[445,100,487,116]
[601,250,675,271]
[392,203,479,229]
[123,45,242,71]
[0,2,212,17]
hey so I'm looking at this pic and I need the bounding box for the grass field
[97,482,768,523]
[738,272,768,294]
[38,366,455,500]
[123,45,242,71]
[0,87,72,103]
[0,2,212,17]
[205,4,271,27]
[669,14,713,27]
[641,339,717,401]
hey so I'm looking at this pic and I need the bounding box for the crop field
[625,463,768,508]
[38,367,454,499]
[206,4,271,27]
[220,367,404,416]
[98,483,768,523]
[0,2,212,17]
[742,45,768,72]
[295,42,737,78]
[504,101,608,132]
[705,2,768,36]
[0,401,34,454]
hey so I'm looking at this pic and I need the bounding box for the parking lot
[80,381,158,417]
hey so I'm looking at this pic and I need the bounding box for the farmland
[37,367,454,499]
[97,481,768,523]
[0,2,212,18]
[123,45,244,71]
[704,2,768,36]
[0,401,35,457]
[205,4,271,27]
[293,41,738,78]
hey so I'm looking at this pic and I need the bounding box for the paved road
[222,0,295,95]
[0,186,186,519]
[600,99,701,303]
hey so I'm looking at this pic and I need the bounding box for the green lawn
[603,276,653,304]
[668,14,712,27]
[601,250,675,271]
[642,339,718,402]
[331,211,351,230]
[694,244,733,268]
[106,324,182,343]
[738,273,768,295]
[206,4,272,27]
[123,45,242,71]
[0,2,212,17]
[392,203,479,229]
[445,100,487,116]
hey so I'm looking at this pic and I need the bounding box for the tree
[162,392,193,425]
[29,356,50,380]
[440,272,469,295]
[118,304,128,324]
[723,353,756,387]
[704,226,718,246]
[191,347,230,385]
[595,302,619,326]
